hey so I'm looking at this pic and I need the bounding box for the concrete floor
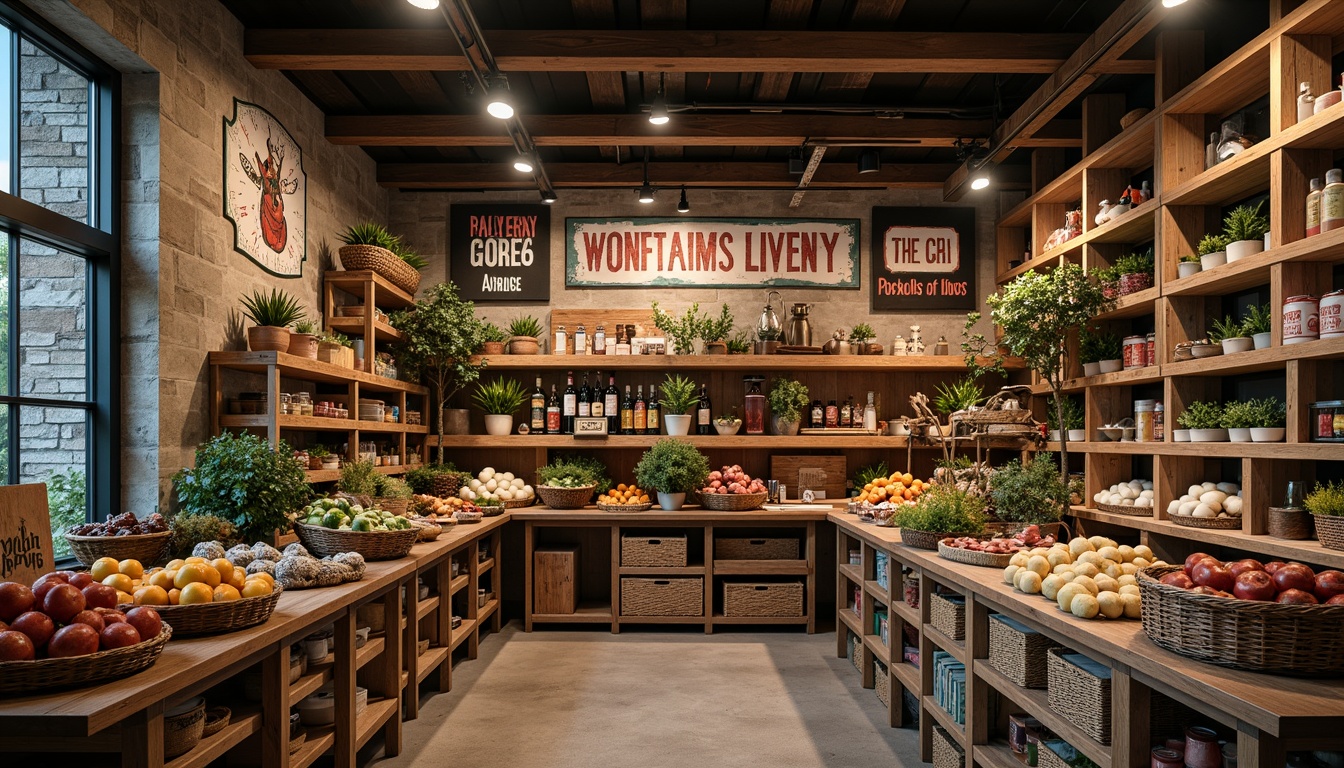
[372,624,922,768]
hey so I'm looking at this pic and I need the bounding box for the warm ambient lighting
[540,190,557,204]
[513,155,534,173]
[677,187,690,213]
[648,99,670,125]
[857,149,881,174]
[486,95,514,120]
[970,171,992,191]
[1162,0,1188,6]
[405,0,440,8]
[638,185,656,204]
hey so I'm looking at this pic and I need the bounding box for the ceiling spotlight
[405,0,439,7]
[858,149,881,174]
[649,73,670,125]
[970,164,992,191]
[513,154,534,173]
[677,187,690,213]
[638,184,656,204]
[540,189,557,204]
[486,95,514,120]
[1161,0,1187,6]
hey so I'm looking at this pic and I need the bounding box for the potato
[1070,593,1100,619]
[1131,557,1150,569]
[1056,583,1087,612]
[1093,574,1119,594]
[1118,584,1141,597]
[1133,545,1154,561]
[1120,593,1142,618]
[1073,562,1100,579]
[1072,575,1099,596]
[1097,546,1121,562]
[1068,538,1094,558]
[1016,571,1043,595]
[1026,555,1051,579]
[1097,592,1124,619]
[1009,553,1030,568]
[1047,550,1073,568]
[1088,536,1116,550]
[1003,564,1022,585]
[1041,574,1067,601]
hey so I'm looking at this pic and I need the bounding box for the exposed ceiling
[220,0,1166,199]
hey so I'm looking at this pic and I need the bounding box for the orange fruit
[166,559,186,571]
[168,588,182,605]
[179,582,214,605]
[116,590,135,605]
[212,559,235,584]
[174,563,211,588]
[118,559,144,579]
[241,579,272,598]
[229,569,247,590]
[212,584,242,602]
[249,571,275,587]
[902,473,914,485]
[91,557,121,581]
[102,573,135,594]
[185,556,207,564]
[149,569,176,590]
[134,585,170,606]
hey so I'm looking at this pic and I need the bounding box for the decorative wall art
[223,98,307,277]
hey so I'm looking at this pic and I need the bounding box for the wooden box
[620,534,687,567]
[620,577,703,616]
[716,537,799,560]
[771,455,846,500]
[534,547,579,615]
[317,344,354,369]
[722,581,803,617]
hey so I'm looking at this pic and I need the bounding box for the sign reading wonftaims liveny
[450,204,551,302]
[871,207,977,311]
[566,217,861,288]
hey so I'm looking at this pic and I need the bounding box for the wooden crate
[722,582,804,617]
[717,537,799,560]
[620,534,688,567]
[620,577,703,616]
[771,455,847,500]
[533,547,578,615]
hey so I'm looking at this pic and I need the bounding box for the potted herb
[535,457,605,508]
[989,453,1069,527]
[714,407,742,436]
[506,315,543,355]
[1092,265,1121,299]
[767,376,810,435]
[472,377,528,436]
[1178,401,1227,442]
[288,318,320,359]
[1045,396,1084,442]
[652,301,706,356]
[658,374,699,436]
[1248,396,1286,442]
[1223,201,1269,262]
[307,444,333,470]
[338,222,423,296]
[479,322,509,356]
[1178,253,1202,280]
[1114,250,1154,296]
[1209,314,1252,354]
[338,458,380,500]
[933,376,984,436]
[892,484,987,547]
[700,305,734,355]
[240,288,303,352]
[634,438,710,510]
[391,282,487,461]
[406,463,469,498]
[1079,327,1121,377]
[1306,480,1344,551]
[726,328,753,355]
[1198,233,1229,270]
[850,323,877,355]
[1220,400,1254,442]
[317,331,354,368]
[173,432,311,543]
[1243,302,1273,349]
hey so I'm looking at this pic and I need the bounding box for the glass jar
[1135,399,1156,442]
[294,392,312,417]
[744,377,766,435]
[279,393,292,415]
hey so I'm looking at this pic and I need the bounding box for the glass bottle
[615,326,631,356]
[744,377,766,435]
[810,399,825,429]
[590,371,605,420]
[574,324,587,355]
[594,324,606,355]
[1323,168,1344,232]
[633,385,648,434]
[530,376,546,432]
[1298,81,1316,123]
[546,385,561,434]
[696,385,712,435]
[577,372,591,418]
[620,385,634,434]
[1205,132,1218,169]
[825,400,839,428]
[605,375,620,433]
[1307,177,1325,237]
[863,392,878,432]
[840,396,853,428]
[562,371,577,434]
[646,385,660,435]
[555,325,567,355]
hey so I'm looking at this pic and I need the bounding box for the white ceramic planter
[1250,427,1286,442]
[1048,430,1062,442]
[657,492,686,511]
[664,414,692,436]
[714,420,741,436]
[1200,251,1227,270]
[1252,332,1272,349]
[1083,362,1102,377]
[1178,261,1202,279]
[1098,359,1123,374]
[1228,427,1252,442]
[1226,239,1265,262]
[1173,429,1191,442]
[1067,429,1087,442]
[1221,337,1254,354]
[1190,428,1229,442]
[483,414,514,436]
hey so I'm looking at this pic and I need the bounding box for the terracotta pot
[480,341,506,356]
[1118,272,1153,295]
[308,456,325,470]
[248,326,291,352]
[704,341,728,355]
[442,408,471,436]
[508,336,539,355]
[287,333,318,359]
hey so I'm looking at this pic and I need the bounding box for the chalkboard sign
[871,207,977,311]
[450,204,551,302]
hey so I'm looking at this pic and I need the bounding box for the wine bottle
[605,374,620,433]
[546,384,561,434]
[562,371,577,434]
[578,372,591,418]
[591,370,605,420]
[696,384,712,435]
[634,384,647,434]
[530,376,546,432]
[621,385,634,434]
[646,385,660,435]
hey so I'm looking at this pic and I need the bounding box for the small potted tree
[1178,401,1227,442]
[1089,330,1123,374]
[1209,314,1253,354]
[767,377,810,435]
[1114,250,1154,296]
[850,323,877,355]
[1243,303,1273,349]
[634,438,710,510]
[1223,201,1269,262]
[1079,327,1108,377]
[658,374,699,436]
[1178,253,1202,279]
[288,317,320,359]
[700,305,734,355]
[1044,396,1085,442]
[1306,480,1344,551]
[240,288,303,352]
[173,432,311,544]
[933,377,984,436]
[506,315,543,355]
[1221,400,1253,442]
[479,323,509,356]
[1248,396,1286,442]
[472,377,528,436]
[989,453,1069,536]
[1198,233,1229,270]
[652,301,706,355]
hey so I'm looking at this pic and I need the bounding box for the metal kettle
[756,290,783,341]
[786,302,813,346]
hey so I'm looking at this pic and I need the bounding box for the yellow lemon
[118,559,144,579]
[91,557,121,581]
[102,573,135,594]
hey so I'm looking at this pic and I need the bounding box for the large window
[0,6,118,558]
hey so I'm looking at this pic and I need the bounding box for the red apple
[1327,594,1344,606]
[1227,559,1265,578]
[1192,561,1236,593]
[1264,561,1287,574]
[99,622,141,649]
[1273,563,1317,594]
[1160,572,1194,589]
[47,623,99,657]
[124,607,162,642]
[67,572,94,590]
[0,630,35,661]
[1184,552,1217,575]
[70,610,105,633]
[11,611,55,648]
[41,583,86,624]
[0,582,35,622]
[30,573,67,602]
[1233,570,1276,601]
[81,583,118,611]
[1276,589,1319,605]
[1313,570,1344,602]
[54,571,77,581]
[94,608,127,624]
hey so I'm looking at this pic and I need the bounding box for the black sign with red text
[450,204,551,302]
[871,207,977,311]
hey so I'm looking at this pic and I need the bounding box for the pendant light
[485,75,514,120]
[637,149,655,203]
[405,0,440,7]
[857,149,881,174]
[649,73,670,125]
[513,153,534,173]
[1161,0,1187,6]
[540,189,558,204]
[970,162,993,191]
[677,187,690,213]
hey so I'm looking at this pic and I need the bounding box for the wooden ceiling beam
[377,161,961,189]
[244,29,1151,74]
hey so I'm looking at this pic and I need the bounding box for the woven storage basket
[988,613,1059,688]
[596,501,653,513]
[899,528,955,551]
[848,632,866,673]
[0,623,172,696]
[1138,564,1344,675]
[429,474,462,499]
[717,537,799,560]
[698,491,767,511]
[621,534,688,567]
[1096,502,1155,517]
[722,582,803,617]
[501,496,534,510]
[202,706,231,738]
[1047,648,1112,745]
[65,531,171,567]
[164,697,207,759]
[293,521,419,560]
[620,577,703,616]
[372,497,410,516]
[932,726,966,768]
[1170,514,1242,530]
[875,660,890,708]
[938,540,1013,568]
[338,245,422,296]
[1038,741,1071,768]
[536,484,596,509]
[1267,507,1312,540]
[126,585,283,637]
[1316,514,1344,550]
[929,591,966,641]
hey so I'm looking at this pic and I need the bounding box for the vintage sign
[0,484,55,585]
[871,207,977,311]
[450,204,551,302]
[566,217,860,288]
[223,99,306,277]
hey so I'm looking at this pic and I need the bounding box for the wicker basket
[338,245,422,296]
[430,474,462,499]
[1169,514,1242,530]
[536,484,596,510]
[372,497,410,516]
[1096,502,1155,517]
[875,660,890,708]
[1267,507,1312,540]
[164,697,207,759]
[1316,514,1344,550]
[292,521,419,560]
[1138,564,1344,675]
[620,577,703,616]
[202,706,231,738]
[1038,741,1071,768]
[1047,647,1112,745]
[596,501,654,513]
[932,725,966,768]
[717,537,799,560]
[621,534,687,567]
[929,591,966,641]
[988,613,1059,688]
[411,520,443,541]
[848,631,866,673]
[502,496,535,510]
[65,530,171,567]
[938,540,1013,568]
[900,528,956,551]
[124,586,283,637]
[0,623,172,696]
[722,582,803,617]
[698,491,767,511]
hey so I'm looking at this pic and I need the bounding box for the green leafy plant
[659,374,700,415]
[634,438,710,494]
[405,463,462,495]
[1079,327,1121,365]
[990,453,1069,523]
[1198,233,1230,256]
[391,282,487,464]
[537,455,608,490]
[1045,396,1083,432]
[1180,253,1201,264]
[389,239,428,271]
[1220,400,1254,429]
[854,462,891,489]
[45,469,85,559]
[726,328,753,354]
[700,305,735,344]
[472,377,528,415]
[319,331,352,347]
[240,288,303,328]
[893,484,987,534]
[933,376,984,416]
[1242,303,1272,336]
[307,445,330,459]
[1114,250,1154,277]
[168,513,238,561]
[935,455,974,473]
[1305,480,1344,517]
[1223,201,1269,243]
[651,301,706,355]
[715,407,741,425]
[481,322,510,344]
[768,377,810,424]
[375,475,413,499]
[547,454,612,494]
[1091,265,1121,285]
[1208,314,1248,343]
[1177,401,1224,430]
[293,318,318,335]
[173,432,311,542]
[1247,396,1286,428]
[339,459,381,497]
[507,315,543,339]
[339,221,400,249]
[850,323,876,343]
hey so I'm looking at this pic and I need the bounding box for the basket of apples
[697,465,768,511]
[1138,555,1344,676]
[938,525,1057,568]
[0,570,171,695]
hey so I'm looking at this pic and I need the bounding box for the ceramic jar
[1320,289,1344,339]
[1283,295,1320,345]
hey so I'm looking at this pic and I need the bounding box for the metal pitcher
[786,303,813,346]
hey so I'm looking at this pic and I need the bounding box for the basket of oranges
[595,484,652,512]
[854,472,927,506]
[111,556,281,637]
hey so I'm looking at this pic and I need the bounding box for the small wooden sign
[0,484,55,585]
[573,417,610,439]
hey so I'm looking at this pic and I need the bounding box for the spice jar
[1145,332,1156,366]
[593,324,606,354]
[294,392,313,417]
[1154,402,1164,441]
[1283,295,1320,344]
[1184,726,1222,768]
[554,325,567,355]
[1122,335,1147,369]
[280,393,292,415]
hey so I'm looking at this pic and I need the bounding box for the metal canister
[1135,399,1156,442]
[1283,295,1320,344]
[1320,289,1344,338]
[1145,332,1156,366]
[1122,335,1147,369]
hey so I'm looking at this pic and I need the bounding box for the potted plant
[338,222,424,296]
[472,377,528,436]
[700,305,735,355]
[1093,330,1123,373]
[1178,401,1227,442]
[933,376,984,436]
[338,458,380,501]
[317,332,354,368]
[726,328,753,355]
[1198,233,1229,270]
[1092,265,1121,299]
[506,315,543,355]
[850,323,877,355]
[652,301,706,356]
[989,453,1069,530]
[288,318,319,359]
[1223,201,1269,262]
[1243,302,1273,349]
[240,288,303,352]
[479,323,509,356]
[767,377,810,435]
[1248,396,1286,442]
[634,438,710,510]
[1044,396,1085,442]
[1079,326,1119,377]
[714,407,742,435]
[658,374,699,436]
[306,444,332,470]
[892,484,987,546]
[1209,314,1252,354]
[391,282,487,462]
[1221,400,1254,442]
[1178,253,1202,280]
[1306,480,1344,551]
[173,432,311,543]
[1114,250,1154,296]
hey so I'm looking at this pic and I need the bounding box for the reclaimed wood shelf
[473,353,1023,371]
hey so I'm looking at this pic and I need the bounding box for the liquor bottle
[810,399,825,430]
[634,385,648,434]
[578,372,591,418]
[696,385,712,435]
[546,384,561,434]
[621,385,635,434]
[562,371,577,434]
[646,385,660,435]
[840,396,854,428]
[591,371,605,420]
[574,324,587,355]
[530,376,546,432]
[605,374,620,433]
